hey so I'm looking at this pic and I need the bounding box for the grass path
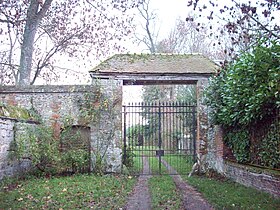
[124,156,152,210]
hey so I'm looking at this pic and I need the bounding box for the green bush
[206,38,280,167]
[61,149,90,172]
[122,147,135,168]
[13,125,61,174]
[207,39,279,127]
[11,124,90,175]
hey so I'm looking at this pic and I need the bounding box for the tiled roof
[90,53,218,75]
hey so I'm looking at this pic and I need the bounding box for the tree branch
[31,28,84,84]
[137,0,156,53]
[85,0,111,22]
[231,0,280,39]
[37,0,53,20]
[0,18,14,24]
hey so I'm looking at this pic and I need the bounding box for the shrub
[207,39,279,127]
[11,123,90,175]
[206,38,280,167]
[13,124,61,174]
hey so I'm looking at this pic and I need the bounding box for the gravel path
[161,159,214,210]
[124,156,152,210]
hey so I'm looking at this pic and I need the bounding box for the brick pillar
[215,125,224,159]
[50,101,62,139]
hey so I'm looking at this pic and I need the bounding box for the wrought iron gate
[122,101,196,175]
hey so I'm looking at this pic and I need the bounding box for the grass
[1,156,279,210]
[149,156,165,174]
[148,159,183,209]
[149,175,182,210]
[127,155,143,175]
[164,155,280,210]
[184,175,280,210]
[129,146,194,175]
[162,154,193,174]
[123,149,280,210]
[0,174,136,209]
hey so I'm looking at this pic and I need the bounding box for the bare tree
[186,0,280,58]
[0,0,140,85]
[135,0,159,53]
[156,19,211,54]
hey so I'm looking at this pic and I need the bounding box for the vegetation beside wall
[0,103,38,121]
[10,123,90,176]
[206,38,280,169]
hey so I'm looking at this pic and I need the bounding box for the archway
[90,53,218,175]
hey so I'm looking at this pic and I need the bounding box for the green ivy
[259,122,280,168]
[224,130,250,163]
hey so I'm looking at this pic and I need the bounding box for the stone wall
[90,80,123,172]
[0,83,123,176]
[0,117,34,180]
[206,125,280,197]
[224,161,280,197]
[206,125,225,173]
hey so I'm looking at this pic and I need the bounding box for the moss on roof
[90,53,219,74]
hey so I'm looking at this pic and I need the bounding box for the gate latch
[156,150,164,157]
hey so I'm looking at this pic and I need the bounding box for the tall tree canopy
[0,0,139,85]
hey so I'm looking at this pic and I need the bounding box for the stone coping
[0,116,40,125]
[225,160,280,178]
[0,85,96,93]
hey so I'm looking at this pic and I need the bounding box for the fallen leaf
[27,194,33,200]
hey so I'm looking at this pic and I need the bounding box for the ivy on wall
[206,38,280,168]
[259,121,280,168]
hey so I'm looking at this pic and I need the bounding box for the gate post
[196,79,209,157]
[192,105,197,162]
[158,103,162,174]
[123,105,127,165]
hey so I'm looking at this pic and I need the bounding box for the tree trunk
[18,0,53,85]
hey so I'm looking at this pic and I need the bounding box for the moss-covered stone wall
[0,83,123,178]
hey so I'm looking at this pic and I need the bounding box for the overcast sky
[125,0,193,53]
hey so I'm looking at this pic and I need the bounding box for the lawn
[129,146,194,175]
[164,155,280,210]
[0,174,136,209]
[2,155,279,210]
[185,175,280,210]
